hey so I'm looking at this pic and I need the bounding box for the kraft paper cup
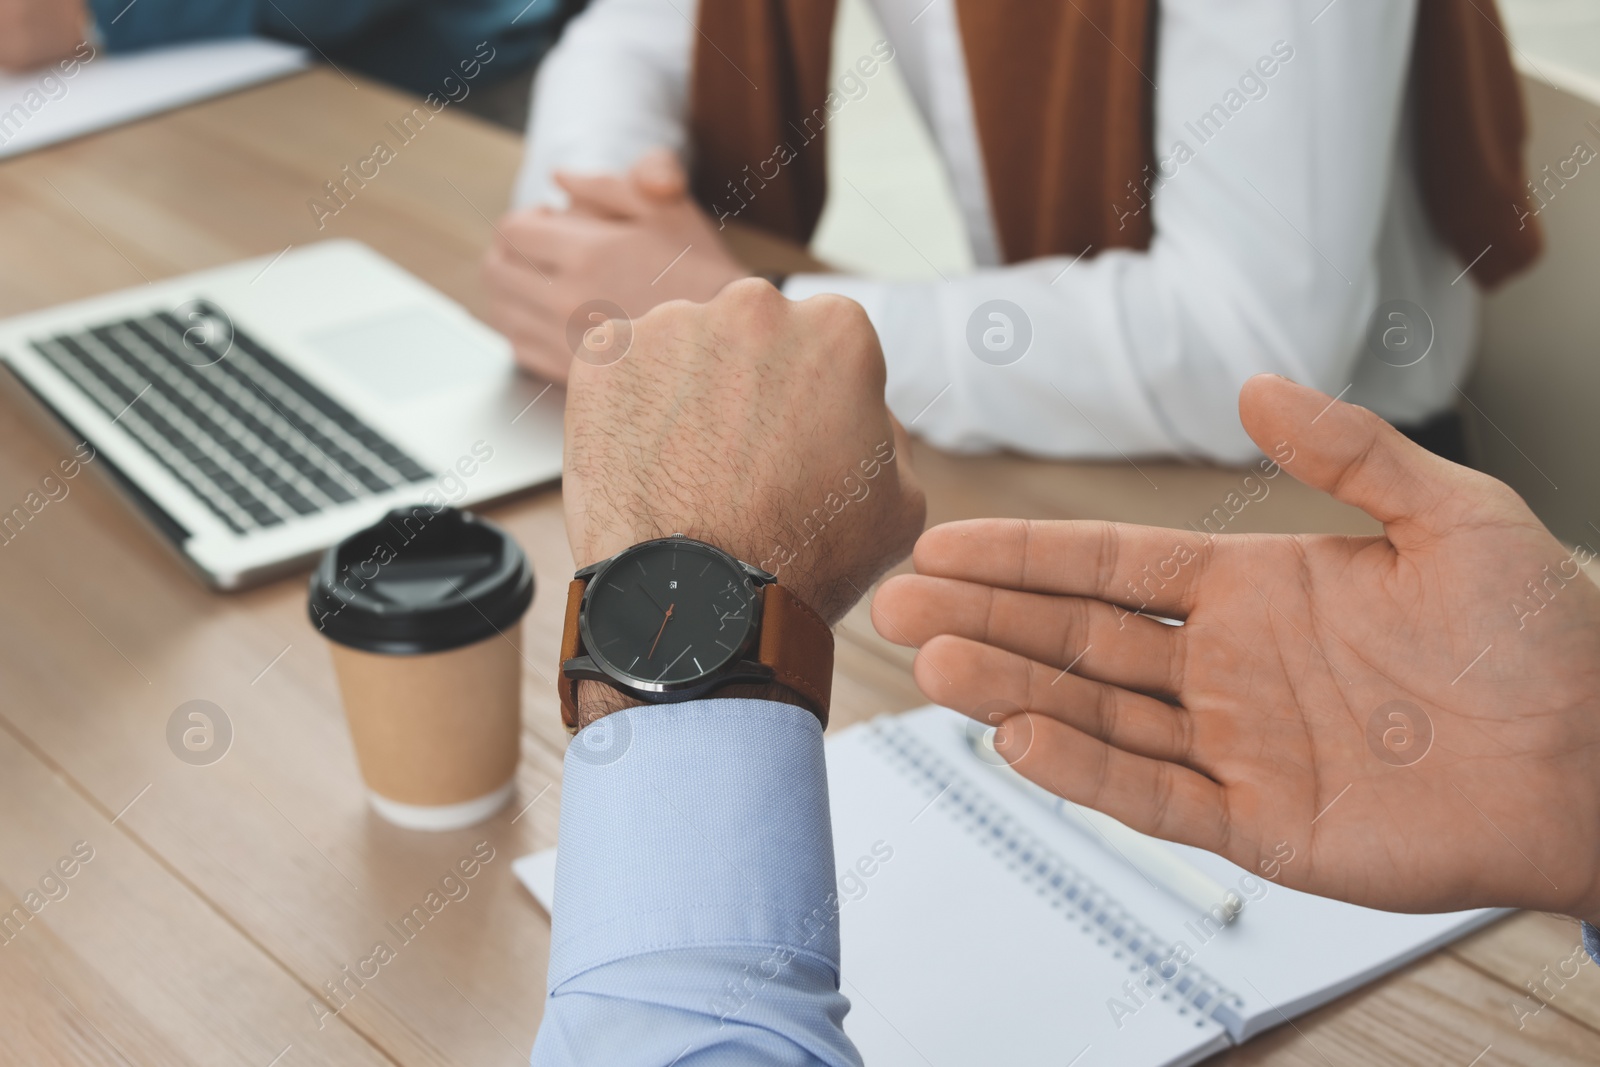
[309,507,533,830]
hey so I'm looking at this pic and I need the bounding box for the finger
[555,169,651,220]
[486,290,561,341]
[484,280,566,347]
[488,242,560,289]
[484,274,566,358]
[630,148,688,202]
[873,574,1184,695]
[1236,374,1502,548]
[914,634,1192,764]
[913,518,1213,617]
[996,712,1230,855]
[496,210,618,272]
[495,207,559,254]
[485,244,559,297]
[508,332,571,382]
[485,268,566,323]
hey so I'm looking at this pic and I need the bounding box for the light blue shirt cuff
[548,699,841,991]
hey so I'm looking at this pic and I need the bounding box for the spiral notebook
[515,706,1502,1066]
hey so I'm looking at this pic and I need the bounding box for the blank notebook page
[893,708,1502,1044]
[826,720,1229,1066]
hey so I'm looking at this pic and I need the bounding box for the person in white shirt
[484,0,1538,464]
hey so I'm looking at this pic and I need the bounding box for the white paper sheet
[0,38,308,160]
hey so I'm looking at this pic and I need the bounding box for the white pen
[965,726,1243,925]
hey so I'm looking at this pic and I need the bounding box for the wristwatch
[558,534,834,733]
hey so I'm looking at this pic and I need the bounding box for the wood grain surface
[0,67,1588,1066]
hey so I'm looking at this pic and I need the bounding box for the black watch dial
[582,539,761,690]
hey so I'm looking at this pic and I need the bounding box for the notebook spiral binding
[865,718,1246,1034]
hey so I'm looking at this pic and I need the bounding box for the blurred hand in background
[0,0,88,72]
[485,148,749,382]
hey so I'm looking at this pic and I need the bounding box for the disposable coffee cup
[309,506,533,831]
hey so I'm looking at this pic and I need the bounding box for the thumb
[1237,374,1487,546]
[630,148,688,202]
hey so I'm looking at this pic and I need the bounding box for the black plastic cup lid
[308,506,533,656]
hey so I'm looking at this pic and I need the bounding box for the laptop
[0,240,565,590]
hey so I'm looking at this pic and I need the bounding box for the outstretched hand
[874,375,1600,922]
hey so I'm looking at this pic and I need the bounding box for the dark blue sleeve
[87,0,418,53]
[88,0,252,50]
[85,0,572,98]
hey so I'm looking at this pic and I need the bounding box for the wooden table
[0,68,1595,1067]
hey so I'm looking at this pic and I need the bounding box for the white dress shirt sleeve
[787,0,1423,462]
[516,0,1426,463]
[512,0,698,207]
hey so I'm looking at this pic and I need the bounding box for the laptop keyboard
[30,302,432,534]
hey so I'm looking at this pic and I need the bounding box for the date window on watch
[670,581,678,589]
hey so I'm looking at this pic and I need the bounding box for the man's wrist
[572,679,815,732]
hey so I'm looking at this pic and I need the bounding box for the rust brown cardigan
[688,0,1540,288]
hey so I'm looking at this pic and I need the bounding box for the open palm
[874,376,1600,921]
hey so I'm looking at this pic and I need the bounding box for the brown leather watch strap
[558,577,586,733]
[757,583,833,726]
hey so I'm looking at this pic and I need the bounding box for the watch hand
[637,583,670,614]
[648,603,675,658]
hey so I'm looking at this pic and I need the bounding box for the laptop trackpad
[303,307,507,404]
